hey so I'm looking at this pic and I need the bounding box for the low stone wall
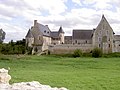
[0,68,68,90]
[49,44,93,54]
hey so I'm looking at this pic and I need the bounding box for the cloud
[0,0,120,42]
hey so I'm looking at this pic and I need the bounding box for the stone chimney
[34,20,37,26]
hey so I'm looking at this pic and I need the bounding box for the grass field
[0,55,120,90]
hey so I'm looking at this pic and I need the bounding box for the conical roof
[58,26,64,33]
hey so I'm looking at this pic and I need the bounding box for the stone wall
[49,44,93,54]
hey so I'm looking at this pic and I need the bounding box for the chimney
[45,25,48,27]
[34,20,37,26]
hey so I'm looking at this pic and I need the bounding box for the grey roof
[114,35,120,41]
[51,32,59,38]
[65,36,72,40]
[37,23,51,37]
[26,29,33,38]
[73,30,93,40]
[58,26,64,33]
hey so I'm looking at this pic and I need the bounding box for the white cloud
[72,0,82,5]
[0,0,120,42]
[24,0,67,15]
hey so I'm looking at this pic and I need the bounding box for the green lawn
[0,55,120,90]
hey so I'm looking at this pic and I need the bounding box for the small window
[109,44,110,47]
[107,31,108,35]
[44,30,46,33]
[99,44,101,48]
[99,38,101,42]
[119,44,120,46]
[47,32,49,33]
[75,40,77,44]
[38,35,41,40]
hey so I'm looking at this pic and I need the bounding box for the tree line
[0,39,26,54]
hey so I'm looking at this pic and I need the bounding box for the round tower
[58,26,64,44]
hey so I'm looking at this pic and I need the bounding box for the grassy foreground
[0,55,120,90]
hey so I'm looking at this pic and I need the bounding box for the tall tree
[0,29,6,43]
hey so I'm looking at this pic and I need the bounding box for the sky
[0,0,120,43]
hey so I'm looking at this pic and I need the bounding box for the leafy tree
[0,29,6,43]
[0,39,26,55]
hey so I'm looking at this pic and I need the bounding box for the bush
[92,48,102,58]
[73,49,82,58]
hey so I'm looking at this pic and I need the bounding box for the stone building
[26,15,120,54]
[26,20,64,54]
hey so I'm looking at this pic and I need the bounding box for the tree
[0,29,6,43]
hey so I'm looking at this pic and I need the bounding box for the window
[86,40,87,43]
[109,44,110,48]
[38,35,41,40]
[99,44,101,48]
[100,31,102,35]
[75,40,77,44]
[108,38,110,41]
[106,31,109,35]
[47,31,49,34]
[98,38,101,42]
[44,30,46,33]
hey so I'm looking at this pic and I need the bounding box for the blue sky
[0,0,120,42]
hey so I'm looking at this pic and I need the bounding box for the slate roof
[58,26,64,33]
[26,29,33,38]
[37,24,51,37]
[50,27,64,38]
[73,30,93,40]
[51,32,59,38]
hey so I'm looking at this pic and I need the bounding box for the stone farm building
[26,15,120,54]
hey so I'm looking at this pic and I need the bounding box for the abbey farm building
[25,15,120,54]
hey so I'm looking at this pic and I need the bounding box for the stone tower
[92,15,114,53]
[58,26,64,44]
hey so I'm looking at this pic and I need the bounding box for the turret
[58,26,64,44]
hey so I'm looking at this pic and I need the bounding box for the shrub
[92,48,102,58]
[73,49,82,58]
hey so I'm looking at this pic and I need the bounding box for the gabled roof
[51,32,59,38]
[73,30,93,40]
[58,26,64,33]
[26,29,33,38]
[37,23,51,37]
[96,15,114,33]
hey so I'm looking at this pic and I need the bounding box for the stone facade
[26,15,120,54]
[26,20,64,54]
